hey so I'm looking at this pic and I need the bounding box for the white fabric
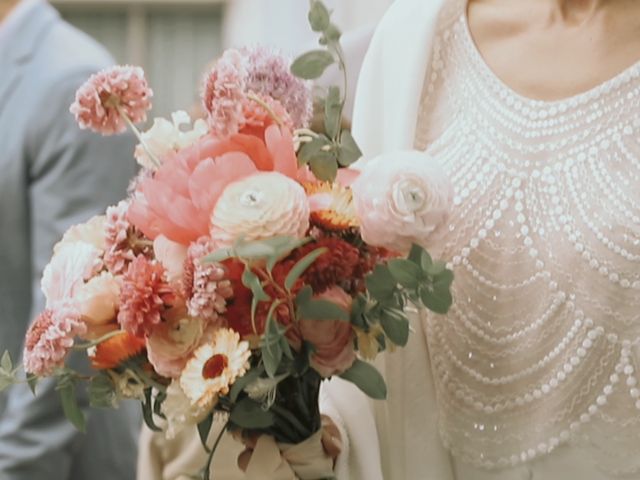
[345,0,640,479]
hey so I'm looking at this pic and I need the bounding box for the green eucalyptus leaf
[420,286,452,315]
[380,309,410,347]
[230,366,264,402]
[285,247,327,291]
[1,351,12,373]
[339,359,387,400]
[298,135,331,165]
[197,414,214,452]
[242,269,270,302]
[308,0,330,32]
[387,259,422,288]
[426,260,447,276]
[89,374,117,409]
[407,243,423,264]
[322,24,342,44]
[202,247,233,264]
[324,86,342,139]
[261,301,285,378]
[365,265,396,301]
[291,50,335,80]
[230,397,275,429]
[298,298,349,322]
[338,130,362,166]
[309,151,338,182]
[57,377,86,433]
[27,375,39,395]
[0,375,14,392]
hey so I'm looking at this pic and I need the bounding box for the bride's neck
[534,0,615,23]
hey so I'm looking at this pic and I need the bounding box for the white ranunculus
[210,172,310,249]
[161,380,211,439]
[351,150,453,253]
[134,110,208,170]
[53,215,106,254]
[74,271,120,326]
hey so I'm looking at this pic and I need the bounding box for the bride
[342,0,640,478]
[138,0,640,478]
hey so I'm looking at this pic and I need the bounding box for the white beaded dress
[346,0,640,479]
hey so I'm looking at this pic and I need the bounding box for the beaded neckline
[460,0,640,108]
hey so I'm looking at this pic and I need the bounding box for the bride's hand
[236,415,342,472]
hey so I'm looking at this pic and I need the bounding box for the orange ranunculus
[90,331,146,370]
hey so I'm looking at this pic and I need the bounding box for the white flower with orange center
[305,181,359,231]
[179,328,251,409]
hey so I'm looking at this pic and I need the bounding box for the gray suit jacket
[0,1,140,478]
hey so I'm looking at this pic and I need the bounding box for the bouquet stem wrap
[245,429,334,480]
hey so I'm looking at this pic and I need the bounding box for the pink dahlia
[118,255,174,337]
[202,49,247,138]
[242,46,313,129]
[70,65,153,135]
[24,305,87,376]
[183,239,233,324]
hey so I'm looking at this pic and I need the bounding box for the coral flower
[305,182,359,231]
[90,331,146,370]
[117,255,175,337]
[70,65,152,135]
[128,124,299,245]
[24,305,87,376]
[180,328,251,408]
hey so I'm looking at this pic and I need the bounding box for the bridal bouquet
[0,2,453,478]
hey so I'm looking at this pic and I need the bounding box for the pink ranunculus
[24,305,87,376]
[146,308,205,378]
[299,286,356,378]
[70,65,153,135]
[351,151,453,253]
[127,124,300,246]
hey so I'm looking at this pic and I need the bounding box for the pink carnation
[104,200,136,274]
[24,306,87,376]
[242,46,313,128]
[183,239,233,324]
[202,49,247,138]
[118,255,174,337]
[70,65,153,135]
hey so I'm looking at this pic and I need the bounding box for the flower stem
[117,107,163,169]
[203,420,229,480]
[247,93,284,127]
[73,330,123,350]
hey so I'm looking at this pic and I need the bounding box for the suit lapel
[0,1,58,116]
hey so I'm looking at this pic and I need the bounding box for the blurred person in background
[0,0,139,478]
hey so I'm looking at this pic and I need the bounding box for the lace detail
[415,2,640,475]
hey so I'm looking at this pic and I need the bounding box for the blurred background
[51,0,393,118]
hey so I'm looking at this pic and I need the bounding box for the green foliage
[308,0,330,32]
[324,86,342,139]
[261,301,287,378]
[141,387,162,432]
[297,135,331,166]
[338,130,362,167]
[89,374,118,409]
[0,351,17,392]
[296,286,349,322]
[230,397,275,429]
[197,413,214,452]
[339,359,387,400]
[309,151,339,182]
[56,372,86,432]
[290,50,335,80]
[379,308,410,347]
[284,247,327,291]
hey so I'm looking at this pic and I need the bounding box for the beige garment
[137,420,244,480]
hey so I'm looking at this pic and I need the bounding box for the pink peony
[184,239,233,323]
[351,151,453,253]
[70,65,153,135]
[117,255,174,337]
[202,49,247,138]
[24,305,87,376]
[127,124,300,245]
[242,46,313,129]
[299,286,356,378]
[147,308,205,378]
